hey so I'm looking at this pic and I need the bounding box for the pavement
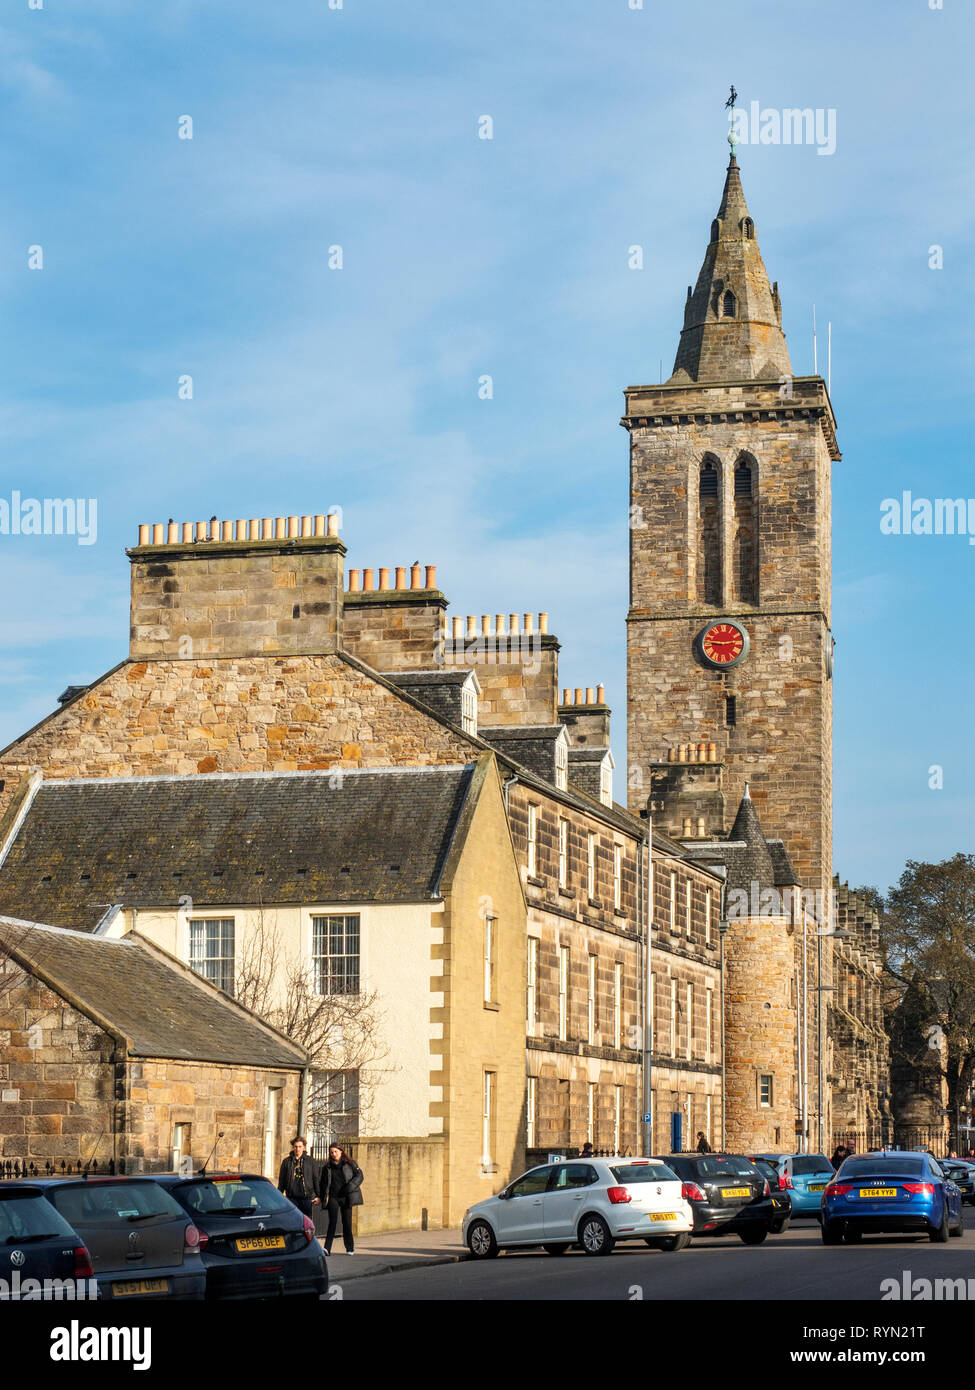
[323,1225,467,1282]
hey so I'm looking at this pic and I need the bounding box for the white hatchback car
[463,1157,693,1258]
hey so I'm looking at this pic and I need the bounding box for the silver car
[463,1157,693,1258]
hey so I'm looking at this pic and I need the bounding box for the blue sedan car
[822,1153,963,1245]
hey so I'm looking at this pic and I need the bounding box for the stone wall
[123,1058,300,1178]
[346,1137,445,1235]
[342,591,447,673]
[0,967,116,1167]
[0,652,476,817]
[129,534,345,660]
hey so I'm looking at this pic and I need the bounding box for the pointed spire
[669,156,792,385]
[726,785,777,895]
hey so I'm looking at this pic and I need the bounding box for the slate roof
[680,788,800,893]
[381,671,478,731]
[0,766,477,931]
[0,916,307,1068]
[479,726,568,784]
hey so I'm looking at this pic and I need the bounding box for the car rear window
[0,1193,77,1241]
[610,1163,678,1184]
[792,1155,833,1176]
[176,1178,292,1216]
[839,1158,924,1179]
[46,1181,185,1225]
[751,1159,779,1183]
[693,1156,758,1179]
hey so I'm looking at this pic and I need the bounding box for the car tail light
[606,1187,632,1205]
[682,1182,706,1202]
[825,1183,853,1197]
[74,1246,94,1279]
[303,1215,316,1242]
[184,1223,207,1253]
[780,1173,793,1190]
[762,1179,771,1197]
[902,1183,935,1196]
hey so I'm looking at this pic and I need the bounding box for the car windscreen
[838,1158,924,1179]
[610,1163,678,1184]
[693,1156,759,1180]
[176,1178,293,1216]
[792,1155,833,1176]
[0,1193,77,1242]
[750,1159,779,1183]
[46,1182,185,1226]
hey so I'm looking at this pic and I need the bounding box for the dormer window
[554,735,568,791]
[461,680,478,736]
[722,290,736,318]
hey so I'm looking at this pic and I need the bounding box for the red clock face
[701,622,746,667]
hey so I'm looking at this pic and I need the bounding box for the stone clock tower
[624,153,841,911]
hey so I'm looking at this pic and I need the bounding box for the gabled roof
[0,765,478,930]
[0,916,307,1069]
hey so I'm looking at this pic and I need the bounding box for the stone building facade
[830,880,892,1150]
[0,919,304,1177]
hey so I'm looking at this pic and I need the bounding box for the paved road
[342,1220,975,1301]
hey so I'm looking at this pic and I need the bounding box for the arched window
[710,220,720,243]
[722,290,736,318]
[733,455,758,603]
[697,459,721,605]
[742,217,754,239]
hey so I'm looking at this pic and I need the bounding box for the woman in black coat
[323,1144,363,1255]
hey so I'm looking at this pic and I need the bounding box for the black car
[154,1172,327,1301]
[652,1153,779,1244]
[749,1157,793,1234]
[0,1184,94,1299]
[940,1162,975,1205]
[35,1176,206,1300]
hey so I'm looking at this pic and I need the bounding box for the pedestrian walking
[579,1142,594,1158]
[695,1131,712,1153]
[277,1136,320,1219]
[323,1144,364,1255]
[830,1144,848,1169]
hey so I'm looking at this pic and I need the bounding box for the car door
[543,1164,600,1240]
[494,1166,553,1245]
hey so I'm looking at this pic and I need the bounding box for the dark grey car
[0,1184,94,1298]
[36,1176,206,1300]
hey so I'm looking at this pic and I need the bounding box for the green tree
[878,854,975,1148]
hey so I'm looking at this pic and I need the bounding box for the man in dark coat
[277,1136,320,1219]
[323,1144,364,1255]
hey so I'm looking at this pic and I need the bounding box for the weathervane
[725,84,739,156]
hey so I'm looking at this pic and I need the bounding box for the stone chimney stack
[128,513,346,659]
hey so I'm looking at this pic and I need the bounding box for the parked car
[752,1152,836,1218]
[654,1153,779,1244]
[0,1184,94,1298]
[941,1160,975,1204]
[821,1152,964,1244]
[154,1172,327,1300]
[463,1158,693,1258]
[35,1176,206,1299]
[748,1157,792,1233]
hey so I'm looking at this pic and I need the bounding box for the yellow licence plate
[809,1183,826,1192]
[649,1212,678,1222]
[235,1235,287,1252]
[112,1278,170,1296]
[722,1187,751,1198]
[858,1188,897,1198]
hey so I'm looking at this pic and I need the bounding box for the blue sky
[0,0,970,896]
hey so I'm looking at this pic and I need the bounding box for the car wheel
[578,1213,615,1256]
[663,1231,692,1252]
[951,1207,964,1238]
[821,1220,843,1246]
[930,1207,950,1244]
[543,1243,570,1256]
[843,1227,862,1244]
[739,1226,768,1246]
[467,1220,499,1259]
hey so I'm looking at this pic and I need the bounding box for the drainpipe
[298,1066,311,1139]
[718,872,728,1152]
[502,773,519,812]
[641,825,653,1158]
